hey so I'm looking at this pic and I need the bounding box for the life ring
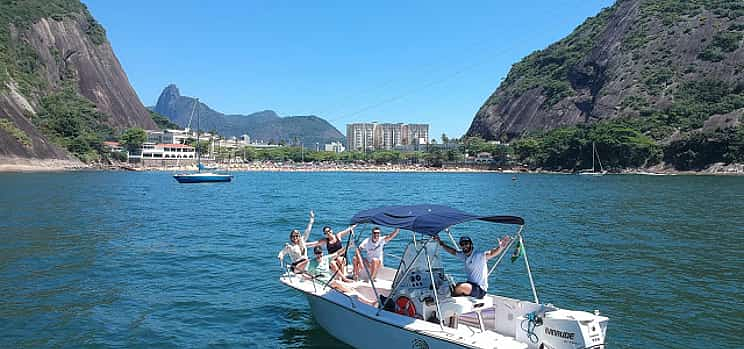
[395,296,416,317]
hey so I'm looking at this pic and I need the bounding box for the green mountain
[152,84,345,148]
[467,0,743,170]
[0,0,158,164]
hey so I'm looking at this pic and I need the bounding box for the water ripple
[0,172,742,348]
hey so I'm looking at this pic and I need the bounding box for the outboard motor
[516,308,608,349]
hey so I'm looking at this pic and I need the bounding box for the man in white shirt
[434,235,511,299]
[353,226,400,281]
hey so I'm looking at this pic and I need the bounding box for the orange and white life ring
[395,296,416,317]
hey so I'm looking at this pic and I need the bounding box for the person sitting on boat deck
[307,247,378,305]
[277,210,315,273]
[307,246,354,286]
[434,235,512,299]
[307,224,356,277]
[353,226,400,281]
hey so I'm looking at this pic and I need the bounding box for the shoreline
[0,157,86,173]
[1,160,743,175]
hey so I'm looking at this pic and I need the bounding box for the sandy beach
[0,157,86,172]
[2,158,742,175]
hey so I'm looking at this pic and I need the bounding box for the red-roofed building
[103,141,123,152]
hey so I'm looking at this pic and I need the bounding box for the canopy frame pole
[445,228,460,252]
[487,225,522,277]
[357,233,382,309]
[520,231,539,304]
[376,240,427,316]
[424,246,445,331]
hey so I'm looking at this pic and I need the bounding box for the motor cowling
[517,309,608,349]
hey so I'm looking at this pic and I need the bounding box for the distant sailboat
[173,99,233,183]
[578,142,607,176]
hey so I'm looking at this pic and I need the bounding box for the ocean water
[0,171,742,348]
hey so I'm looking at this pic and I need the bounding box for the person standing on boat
[434,235,512,299]
[307,224,356,277]
[353,226,400,281]
[277,210,315,273]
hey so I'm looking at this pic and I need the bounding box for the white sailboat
[578,142,607,176]
[280,205,609,349]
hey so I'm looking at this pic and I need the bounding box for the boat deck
[281,267,530,349]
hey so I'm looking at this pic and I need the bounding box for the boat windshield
[392,240,449,293]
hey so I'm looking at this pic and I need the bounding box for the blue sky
[84,0,614,140]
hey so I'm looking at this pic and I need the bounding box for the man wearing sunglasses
[434,234,512,299]
[353,226,400,281]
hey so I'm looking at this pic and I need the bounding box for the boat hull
[306,292,488,349]
[173,174,233,183]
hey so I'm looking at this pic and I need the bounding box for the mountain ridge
[152,84,345,147]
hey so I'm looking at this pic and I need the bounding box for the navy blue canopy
[350,204,524,236]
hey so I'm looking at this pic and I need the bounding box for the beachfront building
[346,122,429,151]
[374,123,404,150]
[324,141,346,153]
[347,123,376,151]
[145,129,194,145]
[129,143,196,161]
[403,124,429,147]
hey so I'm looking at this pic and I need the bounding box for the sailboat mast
[196,98,201,172]
[595,142,605,172]
[592,142,595,172]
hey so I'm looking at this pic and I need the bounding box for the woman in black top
[308,224,356,277]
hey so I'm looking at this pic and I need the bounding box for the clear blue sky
[84,0,614,140]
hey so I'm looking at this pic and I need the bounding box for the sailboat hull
[173,173,233,183]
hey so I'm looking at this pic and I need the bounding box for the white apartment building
[403,124,429,146]
[375,123,404,150]
[346,122,429,151]
[347,123,376,151]
[324,141,346,153]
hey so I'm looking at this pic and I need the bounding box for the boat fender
[395,296,416,317]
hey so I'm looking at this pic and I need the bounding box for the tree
[441,133,449,144]
[120,128,146,152]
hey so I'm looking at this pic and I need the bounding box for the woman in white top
[278,210,314,272]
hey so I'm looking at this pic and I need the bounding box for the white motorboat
[280,205,608,349]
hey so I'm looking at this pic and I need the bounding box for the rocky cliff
[0,0,156,164]
[153,84,345,147]
[467,0,743,141]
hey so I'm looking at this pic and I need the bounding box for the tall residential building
[375,123,404,150]
[346,123,376,151]
[346,122,429,151]
[404,124,429,146]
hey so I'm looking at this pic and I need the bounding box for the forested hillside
[467,0,743,171]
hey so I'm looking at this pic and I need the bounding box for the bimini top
[350,204,524,236]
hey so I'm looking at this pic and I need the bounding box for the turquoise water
[0,172,742,348]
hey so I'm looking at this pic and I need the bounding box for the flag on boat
[511,240,523,263]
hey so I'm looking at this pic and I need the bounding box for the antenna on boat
[518,228,540,304]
